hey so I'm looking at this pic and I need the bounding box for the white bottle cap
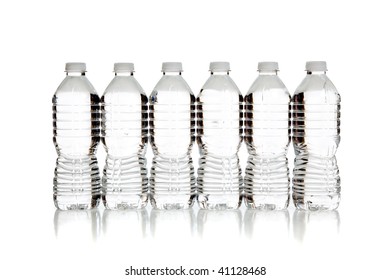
[114,63,134,73]
[258,61,279,71]
[65,62,86,73]
[162,62,183,72]
[305,61,327,72]
[209,61,230,72]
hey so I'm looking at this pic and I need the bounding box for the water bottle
[101,63,148,209]
[292,61,341,210]
[149,62,196,209]
[244,62,290,210]
[197,62,243,210]
[52,62,100,210]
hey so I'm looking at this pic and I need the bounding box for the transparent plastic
[149,65,196,209]
[244,67,290,210]
[292,66,341,210]
[101,67,148,209]
[197,65,243,210]
[52,65,100,210]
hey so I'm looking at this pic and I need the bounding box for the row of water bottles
[52,61,340,211]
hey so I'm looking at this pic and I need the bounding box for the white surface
[0,0,389,279]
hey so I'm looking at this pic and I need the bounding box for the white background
[1,0,389,279]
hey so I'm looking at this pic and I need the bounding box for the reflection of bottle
[52,63,100,210]
[149,62,196,210]
[150,209,195,239]
[292,61,341,210]
[54,209,100,241]
[244,209,289,239]
[244,62,290,210]
[102,63,148,210]
[102,209,148,239]
[293,210,340,243]
[197,62,243,210]
[197,209,242,239]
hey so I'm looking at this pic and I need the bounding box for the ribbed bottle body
[244,73,290,210]
[101,74,148,209]
[53,74,100,210]
[149,74,196,209]
[292,72,341,210]
[197,73,243,210]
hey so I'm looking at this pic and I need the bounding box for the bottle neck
[66,71,85,76]
[258,70,278,76]
[163,71,181,76]
[307,70,327,75]
[211,71,229,75]
[115,72,133,77]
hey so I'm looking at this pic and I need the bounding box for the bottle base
[197,194,242,210]
[198,202,241,210]
[103,194,148,210]
[54,197,100,211]
[245,202,288,211]
[293,194,340,211]
[150,194,195,210]
[245,194,289,210]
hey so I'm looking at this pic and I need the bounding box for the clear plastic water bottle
[244,62,290,210]
[197,62,243,210]
[292,61,341,210]
[149,62,196,209]
[52,62,100,210]
[101,63,148,209]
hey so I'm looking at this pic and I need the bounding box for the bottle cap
[114,63,134,73]
[258,62,279,71]
[65,62,86,73]
[209,61,230,72]
[305,61,327,72]
[162,62,183,72]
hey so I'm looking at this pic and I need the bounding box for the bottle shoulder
[54,76,98,99]
[150,75,194,98]
[246,75,290,103]
[199,75,241,96]
[102,76,146,100]
[292,75,340,103]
